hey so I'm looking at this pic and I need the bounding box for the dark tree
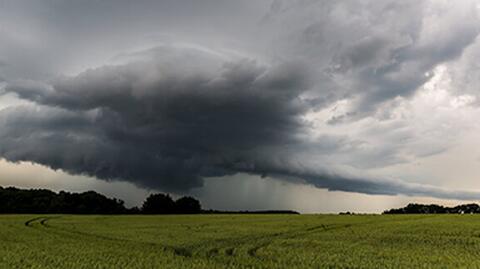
[384,203,480,214]
[0,186,126,214]
[142,193,176,214]
[175,196,201,214]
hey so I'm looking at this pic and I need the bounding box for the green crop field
[2,214,480,268]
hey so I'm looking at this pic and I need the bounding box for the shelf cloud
[1,0,480,202]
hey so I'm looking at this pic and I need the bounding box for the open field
[2,214,480,268]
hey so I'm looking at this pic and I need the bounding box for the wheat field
[2,214,480,268]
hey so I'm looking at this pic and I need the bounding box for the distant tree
[175,196,201,214]
[383,203,480,214]
[0,186,126,214]
[450,204,480,214]
[142,193,176,214]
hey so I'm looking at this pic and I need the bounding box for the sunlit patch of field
[2,214,480,268]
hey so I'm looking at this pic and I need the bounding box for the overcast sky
[1,0,480,213]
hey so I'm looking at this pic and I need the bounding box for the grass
[2,214,480,268]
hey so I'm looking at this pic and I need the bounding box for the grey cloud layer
[265,0,480,120]
[1,45,480,200]
[1,0,480,200]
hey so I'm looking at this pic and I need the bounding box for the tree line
[0,186,201,214]
[383,203,480,214]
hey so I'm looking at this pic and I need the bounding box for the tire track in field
[25,217,46,227]
[23,215,441,262]
[25,216,62,227]
[23,217,346,261]
[245,223,354,258]
[23,216,193,258]
[190,223,349,259]
[214,215,441,259]
[206,222,357,258]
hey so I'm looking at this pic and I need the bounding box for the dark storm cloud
[1,0,480,201]
[1,46,311,191]
[2,45,480,200]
